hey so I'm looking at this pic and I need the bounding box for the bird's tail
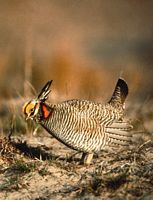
[108,78,128,107]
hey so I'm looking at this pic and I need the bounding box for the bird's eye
[30,108,35,115]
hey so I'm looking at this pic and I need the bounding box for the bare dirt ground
[0,100,153,200]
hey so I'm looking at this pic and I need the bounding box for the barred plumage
[23,78,133,164]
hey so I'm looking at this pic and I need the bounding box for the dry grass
[0,136,153,199]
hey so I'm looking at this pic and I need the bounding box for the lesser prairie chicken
[23,78,132,164]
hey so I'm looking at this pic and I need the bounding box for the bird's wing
[62,100,132,147]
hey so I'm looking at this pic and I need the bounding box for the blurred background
[0,0,153,134]
[0,0,153,100]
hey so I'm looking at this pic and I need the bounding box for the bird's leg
[81,153,94,165]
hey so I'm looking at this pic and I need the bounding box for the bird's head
[22,80,53,121]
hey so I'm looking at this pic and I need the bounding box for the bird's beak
[25,114,33,121]
[25,116,29,121]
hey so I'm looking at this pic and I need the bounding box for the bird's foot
[80,153,94,165]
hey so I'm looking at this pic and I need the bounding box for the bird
[22,78,133,164]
